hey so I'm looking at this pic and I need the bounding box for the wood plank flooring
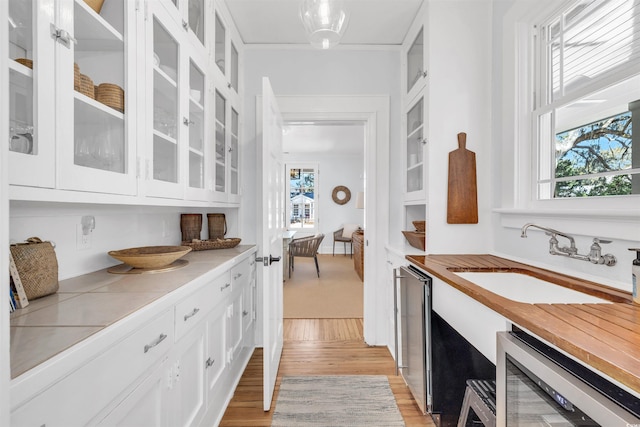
[219,318,434,426]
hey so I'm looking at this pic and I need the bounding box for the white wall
[283,151,365,254]
[425,1,494,253]
[10,202,240,280]
[240,47,402,247]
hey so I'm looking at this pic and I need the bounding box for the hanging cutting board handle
[457,132,466,150]
[447,132,478,224]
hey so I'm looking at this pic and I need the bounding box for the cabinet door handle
[242,310,249,317]
[50,24,77,49]
[234,272,242,280]
[205,357,215,368]
[184,307,200,321]
[143,333,167,353]
[220,283,231,292]
[182,20,189,31]
[183,117,194,126]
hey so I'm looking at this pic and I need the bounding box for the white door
[260,77,284,411]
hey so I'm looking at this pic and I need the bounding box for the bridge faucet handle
[593,238,612,245]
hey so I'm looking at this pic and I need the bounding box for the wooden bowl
[402,231,426,251]
[412,220,426,232]
[108,245,192,269]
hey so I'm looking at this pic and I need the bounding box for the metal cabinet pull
[182,20,189,30]
[184,307,200,321]
[183,117,194,126]
[143,333,167,353]
[220,283,231,292]
[50,24,77,48]
[205,357,215,368]
[234,272,242,280]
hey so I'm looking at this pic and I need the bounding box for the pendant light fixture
[299,0,349,50]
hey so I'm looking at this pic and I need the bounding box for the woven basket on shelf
[96,83,124,112]
[77,73,95,99]
[181,238,241,251]
[84,0,105,14]
[15,58,33,69]
[73,63,80,90]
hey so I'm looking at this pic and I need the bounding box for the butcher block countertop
[406,254,640,395]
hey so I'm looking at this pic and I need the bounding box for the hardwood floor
[219,319,435,426]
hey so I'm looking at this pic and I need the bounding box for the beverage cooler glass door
[496,331,640,426]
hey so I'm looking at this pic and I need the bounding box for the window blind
[543,0,640,103]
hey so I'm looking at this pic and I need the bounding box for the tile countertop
[9,245,256,379]
[406,254,640,395]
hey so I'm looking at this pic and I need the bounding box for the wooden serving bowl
[108,245,192,269]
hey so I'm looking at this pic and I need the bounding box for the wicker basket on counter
[96,83,124,112]
[15,58,33,69]
[181,238,241,251]
[77,73,95,99]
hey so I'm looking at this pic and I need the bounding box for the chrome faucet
[520,223,616,266]
[521,223,577,255]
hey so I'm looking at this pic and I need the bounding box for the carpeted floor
[284,254,363,319]
[271,375,405,426]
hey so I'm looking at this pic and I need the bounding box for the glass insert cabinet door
[8,0,48,188]
[406,96,426,197]
[152,17,180,186]
[8,0,136,194]
[72,1,127,176]
[214,89,227,194]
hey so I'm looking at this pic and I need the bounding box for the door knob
[269,255,281,265]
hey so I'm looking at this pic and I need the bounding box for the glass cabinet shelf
[74,0,124,48]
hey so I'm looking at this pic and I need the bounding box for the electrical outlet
[76,224,91,250]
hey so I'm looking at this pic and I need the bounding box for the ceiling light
[299,0,349,50]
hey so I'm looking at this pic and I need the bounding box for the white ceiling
[223,0,424,46]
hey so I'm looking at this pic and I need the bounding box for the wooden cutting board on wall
[447,132,478,224]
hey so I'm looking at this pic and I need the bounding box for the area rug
[284,254,363,318]
[271,375,405,426]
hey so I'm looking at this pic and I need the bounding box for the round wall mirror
[332,186,351,205]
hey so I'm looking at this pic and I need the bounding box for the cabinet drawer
[11,309,174,427]
[175,271,231,341]
[231,257,251,291]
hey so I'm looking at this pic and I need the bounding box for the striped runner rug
[271,375,405,426]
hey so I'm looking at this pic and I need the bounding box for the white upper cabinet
[403,93,428,202]
[7,0,137,195]
[6,0,242,206]
[143,0,212,201]
[403,25,427,103]
[8,0,55,188]
[212,7,240,105]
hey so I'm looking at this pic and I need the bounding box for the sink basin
[454,272,611,304]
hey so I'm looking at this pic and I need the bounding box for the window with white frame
[286,165,318,230]
[533,0,640,199]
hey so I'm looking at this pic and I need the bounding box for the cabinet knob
[182,20,189,31]
[227,83,232,89]
[183,117,194,126]
[205,357,215,368]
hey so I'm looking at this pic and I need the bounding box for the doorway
[272,95,390,345]
[283,121,366,319]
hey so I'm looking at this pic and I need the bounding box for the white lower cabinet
[171,321,207,427]
[10,250,256,427]
[97,357,171,427]
[11,309,174,427]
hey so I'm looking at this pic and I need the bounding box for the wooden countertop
[406,254,640,395]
